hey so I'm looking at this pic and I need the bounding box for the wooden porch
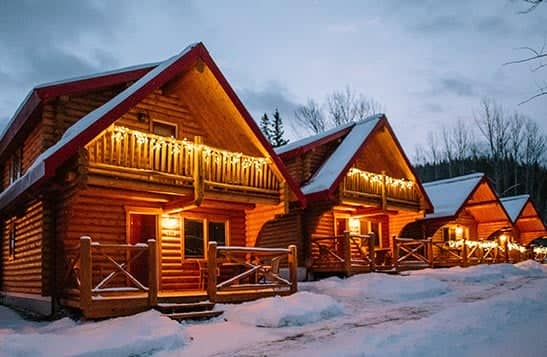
[61,236,298,319]
[341,168,421,210]
[85,125,283,203]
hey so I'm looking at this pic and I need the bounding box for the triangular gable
[284,115,432,211]
[0,42,305,210]
[0,62,157,160]
[500,194,529,223]
[423,173,484,219]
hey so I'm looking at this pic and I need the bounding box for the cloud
[411,15,465,34]
[424,103,444,113]
[432,76,475,97]
[238,81,300,120]
[326,23,359,34]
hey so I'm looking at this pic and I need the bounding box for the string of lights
[347,167,414,190]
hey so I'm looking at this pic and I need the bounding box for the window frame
[150,120,178,138]
[181,215,230,259]
[8,222,16,261]
[9,148,22,184]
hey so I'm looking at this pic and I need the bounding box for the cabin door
[128,214,157,284]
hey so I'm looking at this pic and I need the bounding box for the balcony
[341,167,420,209]
[85,125,282,200]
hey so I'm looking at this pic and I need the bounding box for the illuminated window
[152,121,177,138]
[442,225,468,242]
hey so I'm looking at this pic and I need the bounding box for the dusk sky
[0,0,545,157]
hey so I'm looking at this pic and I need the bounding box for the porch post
[207,242,217,302]
[427,237,434,268]
[288,245,298,294]
[368,233,376,271]
[462,239,468,267]
[193,135,204,205]
[147,239,158,307]
[503,239,509,263]
[343,231,352,276]
[381,170,387,210]
[80,236,92,313]
[391,235,399,271]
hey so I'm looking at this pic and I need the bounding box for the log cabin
[0,42,303,318]
[399,173,521,267]
[500,194,546,246]
[253,115,433,277]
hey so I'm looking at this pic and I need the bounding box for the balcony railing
[342,168,420,208]
[86,125,281,196]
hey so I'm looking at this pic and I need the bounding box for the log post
[478,244,484,264]
[381,170,387,210]
[368,233,376,271]
[461,239,468,267]
[80,236,92,313]
[343,231,352,277]
[427,237,433,268]
[288,245,298,294]
[193,135,204,205]
[503,239,509,263]
[147,239,158,307]
[392,235,399,271]
[207,242,218,302]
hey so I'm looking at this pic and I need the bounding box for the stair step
[156,301,215,313]
[164,310,224,321]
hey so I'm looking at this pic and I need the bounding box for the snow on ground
[1,261,546,357]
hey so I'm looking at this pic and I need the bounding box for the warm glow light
[455,225,464,239]
[499,234,508,243]
[110,125,269,171]
[348,217,361,234]
[534,246,547,255]
[347,168,414,190]
[162,216,180,230]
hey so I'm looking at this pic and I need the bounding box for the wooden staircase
[156,300,224,321]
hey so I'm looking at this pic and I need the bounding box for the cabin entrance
[128,213,157,284]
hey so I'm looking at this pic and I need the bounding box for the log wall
[245,204,285,247]
[1,200,44,295]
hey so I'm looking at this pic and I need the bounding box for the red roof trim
[324,116,386,198]
[197,45,306,206]
[383,120,434,213]
[42,47,201,179]
[278,126,353,160]
[0,65,155,160]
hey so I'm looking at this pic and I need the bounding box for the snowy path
[1,261,547,356]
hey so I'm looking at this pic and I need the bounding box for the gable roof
[276,114,432,211]
[422,173,503,220]
[0,42,305,210]
[500,194,530,223]
[0,62,158,161]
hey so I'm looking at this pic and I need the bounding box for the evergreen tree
[271,108,289,147]
[259,113,272,142]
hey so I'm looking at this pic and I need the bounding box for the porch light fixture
[162,216,180,230]
[455,225,464,239]
[349,217,361,234]
[499,233,508,243]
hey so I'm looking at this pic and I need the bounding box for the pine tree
[259,113,272,142]
[271,108,289,147]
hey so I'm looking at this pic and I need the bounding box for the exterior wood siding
[254,212,303,266]
[1,200,44,295]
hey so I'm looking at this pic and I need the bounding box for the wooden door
[129,214,157,284]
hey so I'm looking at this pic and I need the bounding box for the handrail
[207,242,297,302]
[63,236,158,314]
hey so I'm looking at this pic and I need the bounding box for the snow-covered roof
[500,194,530,223]
[423,173,485,219]
[301,115,383,195]
[275,122,354,155]
[0,44,196,210]
[0,63,157,146]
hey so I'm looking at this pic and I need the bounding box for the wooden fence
[207,242,298,302]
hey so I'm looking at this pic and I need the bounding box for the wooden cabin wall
[477,221,511,240]
[520,231,542,245]
[1,200,44,295]
[113,89,206,141]
[282,141,341,186]
[390,211,425,239]
[254,212,303,266]
[245,204,285,247]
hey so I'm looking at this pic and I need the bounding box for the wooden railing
[63,236,158,313]
[86,125,281,196]
[206,242,298,302]
[342,168,420,208]
[310,232,376,275]
[392,236,433,269]
[392,236,530,270]
[533,246,547,263]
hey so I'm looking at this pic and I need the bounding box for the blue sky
[0,0,545,157]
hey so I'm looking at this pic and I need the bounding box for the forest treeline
[413,98,547,221]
